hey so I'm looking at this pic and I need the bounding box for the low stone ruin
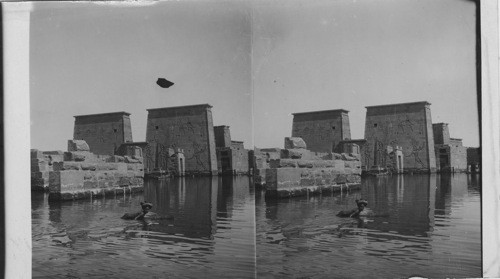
[253,137,362,199]
[31,150,65,190]
[31,139,144,201]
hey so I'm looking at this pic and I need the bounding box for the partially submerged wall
[252,147,287,186]
[217,144,249,175]
[449,145,467,171]
[145,104,218,175]
[466,147,480,172]
[214,125,250,175]
[432,123,467,172]
[231,147,249,174]
[364,102,436,172]
[265,158,361,199]
[435,144,467,172]
[49,158,144,201]
[31,150,62,190]
[262,137,362,199]
[32,140,145,201]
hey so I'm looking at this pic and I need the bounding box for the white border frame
[2,1,499,278]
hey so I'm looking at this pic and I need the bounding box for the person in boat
[121,201,157,220]
[135,201,156,220]
[336,199,368,218]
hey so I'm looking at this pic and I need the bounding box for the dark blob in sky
[156,78,174,88]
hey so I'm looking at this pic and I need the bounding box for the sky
[30,0,480,151]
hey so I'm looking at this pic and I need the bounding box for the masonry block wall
[466,147,480,165]
[145,104,218,175]
[450,145,467,170]
[433,122,467,172]
[230,141,249,174]
[449,138,463,147]
[339,139,366,169]
[448,139,466,171]
[432,123,450,145]
[291,109,351,153]
[364,102,436,172]
[214,126,231,148]
[216,140,249,174]
[49,157,144,201]
[265,157,362,199]
[31,149,51,190]
[73,112,133,156]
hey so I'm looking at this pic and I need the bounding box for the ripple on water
[32,177,256,278]
[256,174,481,278]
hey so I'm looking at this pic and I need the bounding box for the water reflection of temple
[217,176,234,219]
[142,176,253,240]
[362,173,478,238]
[217,176,252,219]
[467,174,480,191]
[143,177,218,239]
[435,174,452,215]
[362,175,435,237]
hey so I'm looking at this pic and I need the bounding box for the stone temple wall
[231,146,249,174]
[49,158,144,201]
[260,136,362,199]
[432,123,451,145]
[31,150,63,190]
[364,102,436,172]
[467,147,480,165]
[32,140,144,200]
[265,158,361,198]
[73,112,133,156]
[449,145,467,171]
[145,104,218,175]
[214,125,231,148]
[339,139,367,170]
[291,109,351,153]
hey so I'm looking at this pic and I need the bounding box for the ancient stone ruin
[73,112,133,156]
[31,150,65,191]
[364,102,436,173]
[31,139,144,201]
[214,126,249,175]
[145,104,218,176]
[254,137,362,199]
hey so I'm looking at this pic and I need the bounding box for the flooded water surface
[32,176,256,278]
[33,174,481,278]
[256,174,481,278]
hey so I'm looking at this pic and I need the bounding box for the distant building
[214,125,249,174]
[214,125,231,148]
[432,123,451,145]
[433,123,467,172]
[73,112,133,156]
[145,104,218,176]
[466,147,481,172]
[291,109,351,153]
[364,102,436,172]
